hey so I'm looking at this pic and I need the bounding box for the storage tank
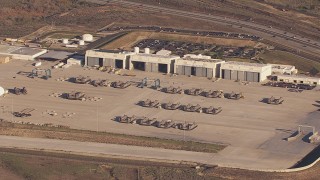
[79,40,85,46]
[134,47,140,53]
[144,48,150,54]
[82,34,93,42]
[62,39,69,44]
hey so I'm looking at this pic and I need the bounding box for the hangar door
[207,68,213,78]
[237,71,245,81]
[246,72,254,82]
[195,67,207,77]
[151,63,158,73]
[104,58,115,67]
[176,65,184,75]
[144,63,158,72]
[87,57,99,66]
[184,66,192,76]
[253,72,260,82]
[222,69,231,80]
[230,70,238,80]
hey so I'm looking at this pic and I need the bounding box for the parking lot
[134,39,261,58]
[101,25,261,41]
[0,60,319,169]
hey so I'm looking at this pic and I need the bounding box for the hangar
[220,62,272,82]
[175,57,225,78]
[129,49,179,74]
[85,49,134,69]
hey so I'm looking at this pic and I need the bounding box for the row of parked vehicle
[114,115,198,131]
[138,99,222,115]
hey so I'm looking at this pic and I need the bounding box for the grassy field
[103,31,257,50]
[0,121,225,153]
[128,0,320,40]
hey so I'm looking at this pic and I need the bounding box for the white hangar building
[175,57,225,78]
[129,51,180,74]
[85,49,135,69]
[220,62,272,82]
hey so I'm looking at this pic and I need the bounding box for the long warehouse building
[220,62,272,82]
[0,44,47,61]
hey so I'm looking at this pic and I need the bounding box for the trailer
[184,88,203,96]
[162,102,181,110]
[204,90,224,98]
[156,120,176,128]
[203,106,222,115]
[75,76,91,84]
[111,81,131,89]
[267,96,284,105]
[13,108,35,118]
[13,87,27,95]
[182,104,202,113]
[162,86,183,94]
[91,79,112,87]
[226,92,244,100]
[136,117,157,126]
[116,115,137,123]
[139,99,161,108]
[176,122,198,131]
[66,92,86,101]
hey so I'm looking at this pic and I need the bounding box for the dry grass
[104,31,257,50]
[0,148,319,180]
[258,50,320,73]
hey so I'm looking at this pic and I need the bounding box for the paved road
[0,135,216,165]
[87,0,320,60]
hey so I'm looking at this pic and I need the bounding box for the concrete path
[0,135,216,165]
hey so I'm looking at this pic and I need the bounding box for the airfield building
[85,49,135,69]
[220,62,272,82]
[0,45,47,61]
[129,49,180,74]
[175,57,225,78]
[276,74,320,85]
[269,64,298,75]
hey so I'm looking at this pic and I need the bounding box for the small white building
[269,64,298,75]
[220,62,272,82]
[85,49,135,69]
[175,57,225,78]
[276,75,320,85]
[0,45,47,61]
